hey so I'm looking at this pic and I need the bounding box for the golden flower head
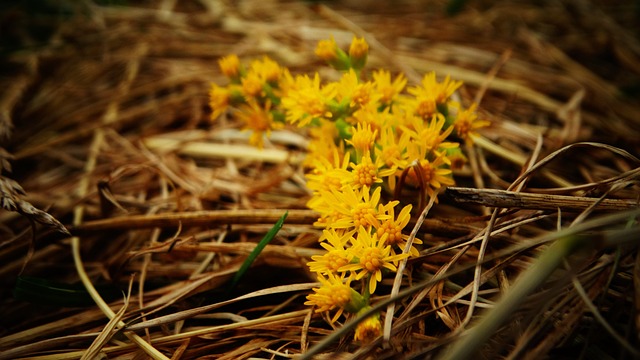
[241,71,264,98]
[250,56,281,83]
[218,54,241,79]
[304,273,365,323]
[234,99,281,148]
[354,309,382,342]
[339,226,409,294]
[348,36,369,69]
[315,36,340,61]
[209,84,232,121]
[281,73,336,127]
[323,185,386,230]
[452,103,491,143]
[372,70,406,106]
[347,122,378,154]
[349,151,384,189]
[307,228,355,275]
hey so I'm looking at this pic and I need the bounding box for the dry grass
[1,0,639,359]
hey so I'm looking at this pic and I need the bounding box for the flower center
[352,204,376,228]
[353,162,377,187]
[416,98,436,119]
[326,251,349,272]
[378,221,402,246]
[360,247,383,273]
[328,284,351,307]
[241,75,263,97]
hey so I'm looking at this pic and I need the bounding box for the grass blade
[229,211,288,291]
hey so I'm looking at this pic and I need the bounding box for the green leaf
[229,211,288,291]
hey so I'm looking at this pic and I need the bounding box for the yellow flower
[434,74,463,104]
[234,99,281,148]
[281,73,336,126]
[375,125,409,168]
[307,228,355,276]
[349,151,384,189]
[241,71,264,98]
[307,195,346,229]
[373,203,421,257]
[373,70,406,105]
[348,36,369,69]
[374,124,411,191]
[306,149,351,194]
[350,82,375,109]
[339,226,409,293]
[405,72,462,119]
[315,36,340,61]
[349,103,392,132]
[335,69,378,111]
[304,273,359,323]
[452,103,491,143]
[354,310,382,342]
[303,119,343,169]
[409,72,462,105]
[347,122,378,154]
[249,56,281,83]
[402,113,457,156]
[319,185,386,229]
[402,149,455,199]
[218,54,241,78]
[209,83,229,120]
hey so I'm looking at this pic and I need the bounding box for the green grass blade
[229,211,288,291]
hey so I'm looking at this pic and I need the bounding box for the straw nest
[1,1,639,359]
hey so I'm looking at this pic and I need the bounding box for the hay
[1,0,639,359]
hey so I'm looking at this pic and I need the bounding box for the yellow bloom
[349,103,392,132]
[374,124,411,184]
[241,71,263,98]
[306,149,351,194]
[354,311,382,342]
[405,72,462,119]
[409,72,462,105]
[452,103,491,143]
[339,226,408,293]
[435,74,463,104]
[303,119,343,169]
[402,149,455,199]
[307,195,346,229]
[281,73,336,126]
[373,203,421,257]
[234,99,281,148]
[336,69,380,112]
[348,36,369,69]
[218,54,241,78]
[308,228,355,276]
[208,83,229,120]
[335,69,378,111]
[315,36,339,61]
[320,185,386,229]
[402,113,457,156]
[373,70,406,105]
[349,36,369,59]
[349,151,384,189]
[304,273,357,323]
[249,56,281,83]
[347,122,378,154]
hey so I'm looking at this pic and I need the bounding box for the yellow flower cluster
[209,54,288,147]
[209,36,489,341]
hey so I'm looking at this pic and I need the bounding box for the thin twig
[446,187,639,212]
